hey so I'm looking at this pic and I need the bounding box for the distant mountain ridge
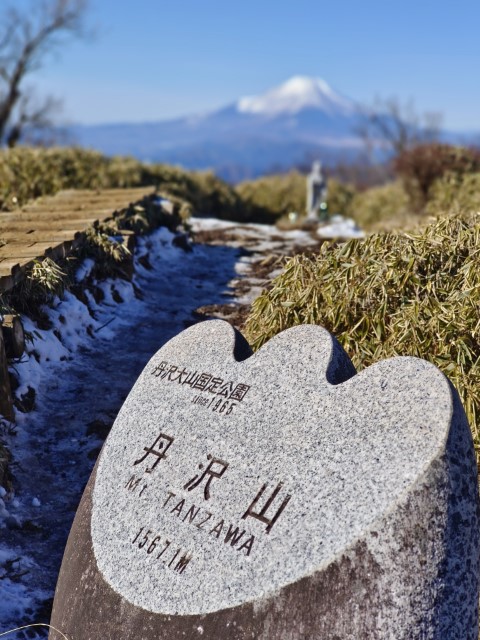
[67,77,471,181]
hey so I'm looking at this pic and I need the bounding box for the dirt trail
[190,217,322,329]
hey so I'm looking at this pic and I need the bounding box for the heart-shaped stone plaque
[50,321,480,640]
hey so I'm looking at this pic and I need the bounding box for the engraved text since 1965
[151,361,251,416]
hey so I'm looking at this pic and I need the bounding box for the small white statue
[306,161,328,221]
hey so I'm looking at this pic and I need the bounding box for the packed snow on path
[0,223,245,637]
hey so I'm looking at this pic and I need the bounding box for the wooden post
[0,327,14,422]
[2,314,25,359]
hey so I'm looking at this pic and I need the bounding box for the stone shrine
[50,320,480,639]
[306,160,328,221]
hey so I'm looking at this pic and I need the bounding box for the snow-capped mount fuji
[237,76,355,117]
[70,76,365,180]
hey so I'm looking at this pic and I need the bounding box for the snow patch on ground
[75,258,95,283]
[13,229,177,403]
[317,215,365,239]
[191,215,364,245]
[0,549,46,625]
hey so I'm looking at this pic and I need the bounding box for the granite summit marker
[50,320,480,639]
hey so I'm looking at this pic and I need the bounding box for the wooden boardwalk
[0,187,154,293]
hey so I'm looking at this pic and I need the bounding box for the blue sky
[32,0,479,130]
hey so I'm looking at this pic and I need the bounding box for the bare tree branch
[356,96,443,158]
[0,0,89,145]
[6,92,62,147]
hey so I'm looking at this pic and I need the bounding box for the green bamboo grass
[245,213,480,459]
